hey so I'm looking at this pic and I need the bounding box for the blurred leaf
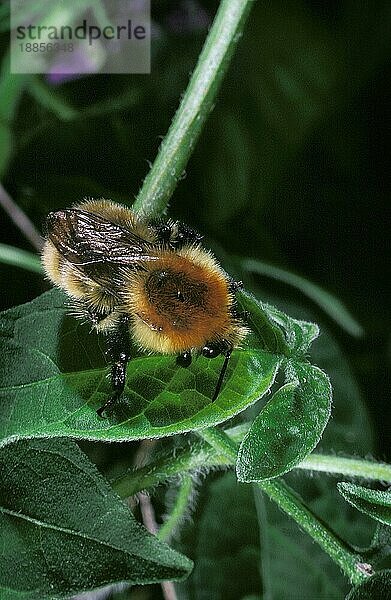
[179,472,262,600]
[0,243,42,273]
[254,485,349,600]
[237,363,331,481]
[199,111,251,227]
[241,258,364,337]
[0,50,28,177]
[29,77,78,121]
[0,290,280,445]
[338,483,391,527]
[0,122,12,177]
[0,437,192,600]
[345,570,391,600]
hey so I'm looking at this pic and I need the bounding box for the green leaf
[338,483,391,527]
[0,122,12,176]
[345,570,391,600]
[237,362,332,481]
[0,290,280,445]
[0,437,192,600]
[237,288,319,356]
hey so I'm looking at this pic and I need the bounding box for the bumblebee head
[151,219,203,249]
[170,222,203,249]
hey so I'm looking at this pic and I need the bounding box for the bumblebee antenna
[212,347,232,402]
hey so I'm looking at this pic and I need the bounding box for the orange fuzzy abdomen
[126,252,236,354]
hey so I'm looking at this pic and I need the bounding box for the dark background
[0,0,390,462]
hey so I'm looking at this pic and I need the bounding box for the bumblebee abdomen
[125,247,243,354]
[42,240,117,314]
[146,269,208,322]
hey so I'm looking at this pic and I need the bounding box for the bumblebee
[42,199,248,416]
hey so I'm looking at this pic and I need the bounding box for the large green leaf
[338,483,391,527]
[0,437,192,600]
[0,290,280,445]
[345,570,391,600]
[237,362,332,481]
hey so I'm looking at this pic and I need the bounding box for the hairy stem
[198,427,373,585]
[111,425,391,498]
[158,475,193,543]
[132,0,254,217]
[297,453,391,482]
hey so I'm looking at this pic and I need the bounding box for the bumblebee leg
[228,279,244,293]
[211,348,232,402]
[176,351,192,367]
[97,316,131,417]
[201,341,233,402]
[229,293,249,323]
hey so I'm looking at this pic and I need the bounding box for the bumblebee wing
[45,209,159,282]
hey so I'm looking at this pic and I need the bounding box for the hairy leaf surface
[338,483,391,527]
[0,290,279,445]
[0,437,192,600]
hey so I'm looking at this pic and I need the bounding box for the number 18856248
[18,42,74,53]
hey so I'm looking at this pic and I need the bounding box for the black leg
[97,315,131,417]
[211,347,232,402]
[176,351,192,367]
[201,341,233,402]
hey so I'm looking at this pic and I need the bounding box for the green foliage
[0,290,280,446]
[237,289,319,356]
[0,0,390,597]
[0,437,192,600]
[345,570,391,600]
[179,473,262,600]
[254,486,346,599]
[235,290,331,481]
[338,483,391,527]
[0,243,42,273]
[237,364,331,481]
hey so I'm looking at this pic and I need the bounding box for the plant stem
[111,424,391,498]
[297,453,391,482]
[158,475,193,543]
[132,0,254,217]
[198,427,372,585]
[111,437,230,498]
